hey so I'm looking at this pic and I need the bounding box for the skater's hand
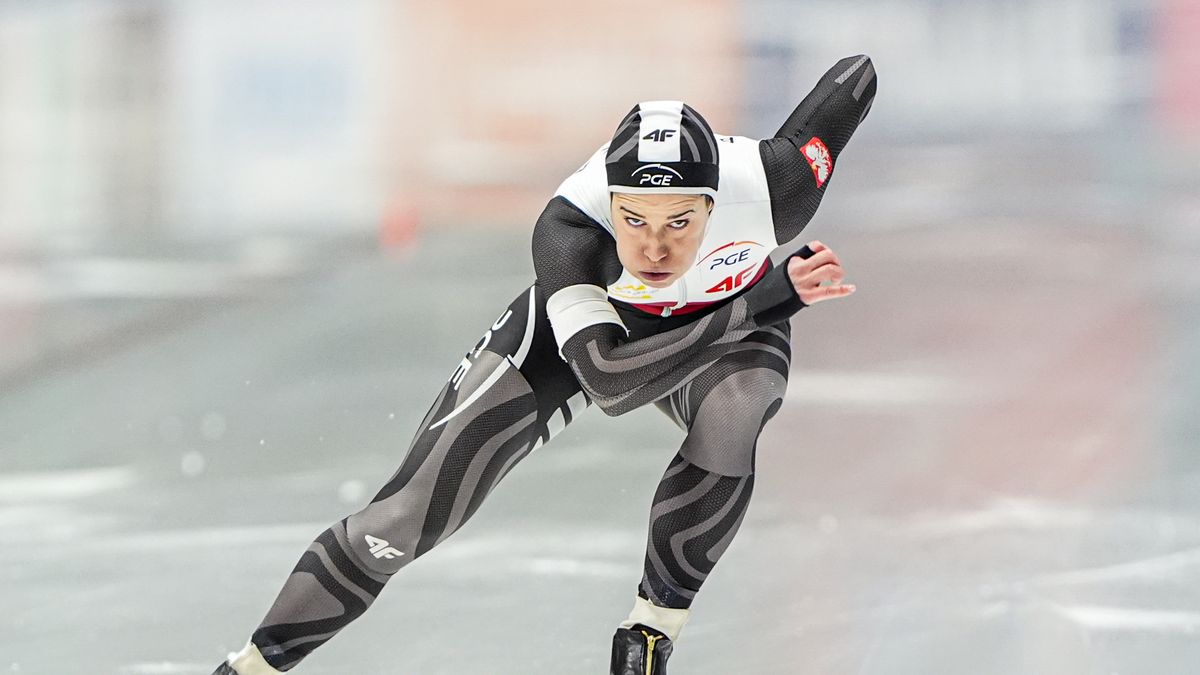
[787,241,856,305]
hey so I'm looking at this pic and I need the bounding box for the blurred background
[1,1,1198,673]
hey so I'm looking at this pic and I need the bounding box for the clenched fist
[787,241,856,305]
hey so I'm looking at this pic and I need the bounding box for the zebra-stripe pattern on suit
[243,289,790,670]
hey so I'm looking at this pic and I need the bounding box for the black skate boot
[611,623,673,675]
[210,664,238,675]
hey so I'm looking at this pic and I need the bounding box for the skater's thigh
[448,283,589,443]
[407,283,586,444]
[367,284,582,503]
[347,285,585,567]
[656,322,792,475]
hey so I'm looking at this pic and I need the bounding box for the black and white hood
[604,100,720,199]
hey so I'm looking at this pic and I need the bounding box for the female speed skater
[212,54,877,675]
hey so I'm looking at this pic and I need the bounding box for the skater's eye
[668,219,689,230]
[624,217,646,227]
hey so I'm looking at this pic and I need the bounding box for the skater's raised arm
[759,54,877,246]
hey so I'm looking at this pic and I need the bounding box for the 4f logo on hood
[802,137,832,188]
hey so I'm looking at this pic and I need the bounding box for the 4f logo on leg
[365,534,404,560]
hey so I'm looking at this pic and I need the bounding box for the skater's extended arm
[532,198,812,416]
[760,54,877,246]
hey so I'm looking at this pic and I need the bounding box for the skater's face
[609,193,712,288]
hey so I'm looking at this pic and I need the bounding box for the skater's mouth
[641,271,673,282]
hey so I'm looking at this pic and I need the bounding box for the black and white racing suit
[242,55,876,671]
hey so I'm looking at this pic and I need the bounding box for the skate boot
[611,623,673,675]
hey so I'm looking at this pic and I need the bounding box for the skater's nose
[644,236,669,263]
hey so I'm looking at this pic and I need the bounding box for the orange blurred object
[387,0,740,229]
[379,201,421,251]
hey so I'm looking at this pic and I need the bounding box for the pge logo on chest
[707,247,751,270]
[699,241,764,270]
[698,240,768,295]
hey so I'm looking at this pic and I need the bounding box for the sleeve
[759,54,877,246]
[533,196,810,416]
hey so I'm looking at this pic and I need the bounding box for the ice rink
[2,1,1200,673]
[3,134,1199,674]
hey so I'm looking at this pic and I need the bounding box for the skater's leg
[611,323,789,674]
[628,322,791,632]
[222,285,586,673]
[243,368,537,671]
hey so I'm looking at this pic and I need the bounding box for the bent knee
[679,370,787,476]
